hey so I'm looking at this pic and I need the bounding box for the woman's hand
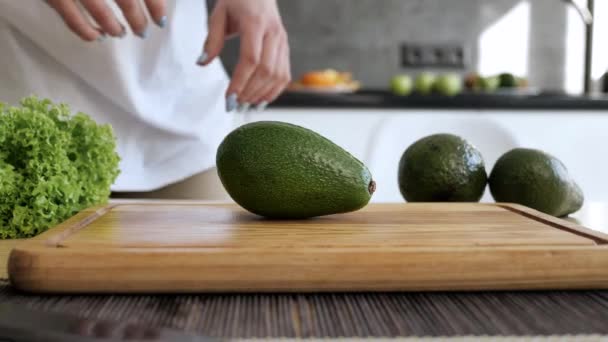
[199,0,291,112]
[45,0,167,41]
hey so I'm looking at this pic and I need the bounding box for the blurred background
[209,0,608,210]
[213,0,608,94]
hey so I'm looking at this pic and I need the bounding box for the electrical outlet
[401,43,466,68]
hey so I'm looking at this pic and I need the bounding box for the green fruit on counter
[414,72,436,95]
[433,73,463,96]
[216,121,375,219]
[464,73,483,91]
[489,148,584,217]
[480,76,500,92]
[398,134,488,202]
[516,76,529,88]
[390,75,414,96]
[498,73,518,88]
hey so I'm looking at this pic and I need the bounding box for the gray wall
[214,0,571,90]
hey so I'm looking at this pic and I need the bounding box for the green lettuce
[0,96,120,239]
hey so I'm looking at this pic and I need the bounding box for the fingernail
[226,93,238,112]
[237,103,250,112]
[156,16,168,28]
[255,101,268,111]
[118,25,127,38]
[137,27,148,39]
[196,52,208,66]
[96,33,107,42]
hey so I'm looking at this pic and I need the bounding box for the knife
[0,302,225,342]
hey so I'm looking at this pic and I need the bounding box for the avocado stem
[368,180,376,195]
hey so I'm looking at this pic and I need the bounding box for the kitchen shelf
[270,89,608,110]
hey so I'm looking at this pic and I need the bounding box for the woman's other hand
[199,0,291,112]
[45,0,167,41]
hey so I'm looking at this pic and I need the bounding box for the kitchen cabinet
[240,109,608,203]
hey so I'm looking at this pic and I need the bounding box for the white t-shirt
[0,0,234,191]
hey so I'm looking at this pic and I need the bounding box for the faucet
[562,0,594,95]
[563,0,593,25]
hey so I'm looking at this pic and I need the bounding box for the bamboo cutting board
[8,202,608,293]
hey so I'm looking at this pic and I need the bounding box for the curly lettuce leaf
[0,96,120,239]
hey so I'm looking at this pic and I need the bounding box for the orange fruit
[301,69,341,87]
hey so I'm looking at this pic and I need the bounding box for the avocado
[489,148,584,217]
[216,121,375,219]
[398,134,487,202]
[498,73,517,88]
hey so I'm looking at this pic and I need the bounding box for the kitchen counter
[271,89,608,110]
[1,202,608,339]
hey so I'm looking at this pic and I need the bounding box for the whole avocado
[216,121,375,219]
[398,134,488,202]
[498,73,517,88]
[489,148,584,217]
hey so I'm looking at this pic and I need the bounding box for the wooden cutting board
[8,202,608,293]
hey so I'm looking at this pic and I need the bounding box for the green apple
[480,76,500,92]
[390,75,413,96]
[414,72,436,95]
[434,73,462,96]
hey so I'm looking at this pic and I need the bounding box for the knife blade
[0,301,224,342]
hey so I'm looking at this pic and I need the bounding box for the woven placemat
[3,280,608,339]
[239,337,608,341]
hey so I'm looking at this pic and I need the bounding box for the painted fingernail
[237,103,251,112]
[196,52,208,66]
[118,25,127,38]
[96,33,107,42]
[256,101,269,111]
[226,93,238,112]
[156,16,168,28]
[137,27,148,39]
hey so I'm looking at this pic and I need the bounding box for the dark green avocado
[216,121,375,219]
[398,133,488,202]
[489,148,584,217]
